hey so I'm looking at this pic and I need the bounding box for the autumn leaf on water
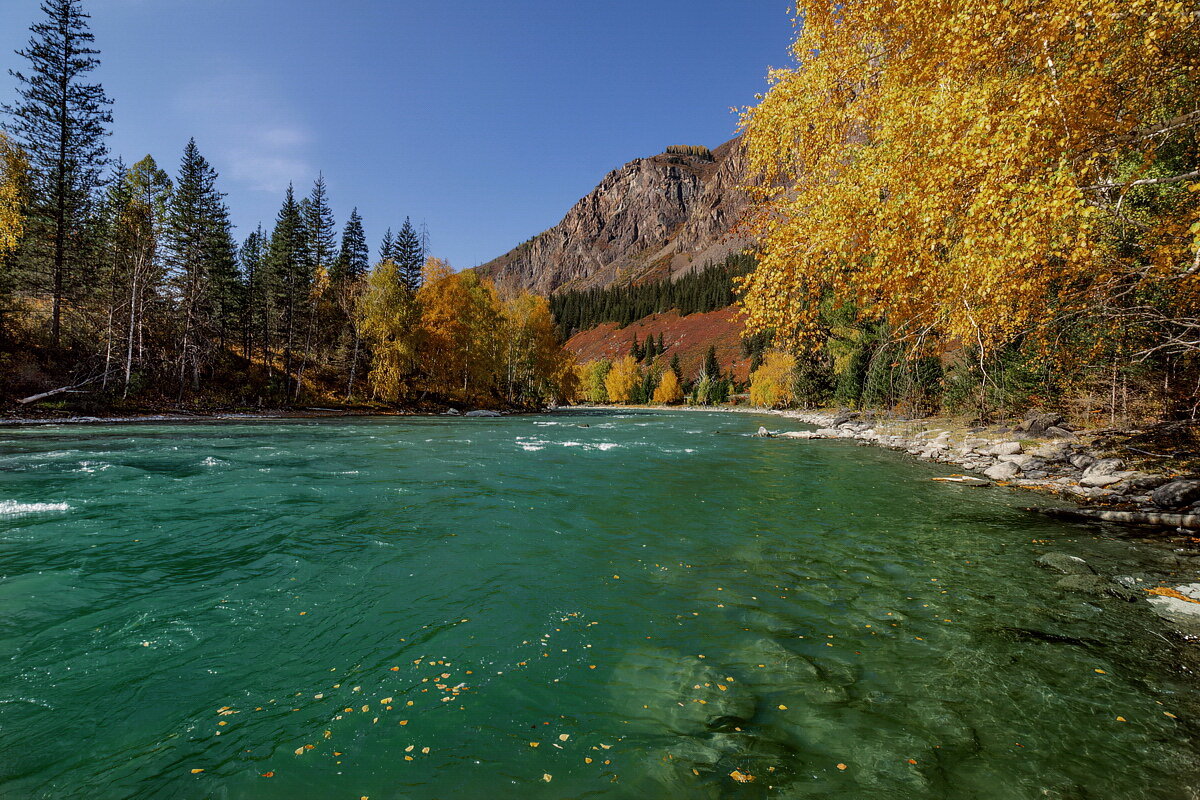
[190,769,204,774]
[543,774,553,783]
[730,770,755,783]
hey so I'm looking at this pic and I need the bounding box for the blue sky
[0,0,796,268]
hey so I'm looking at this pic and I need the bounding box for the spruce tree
[670,352,683,382]
[334,207,368,283]
[379,227,395,263]
[266,185,308,394]
[239,225,268,363]
[395,216,423,290]
[166,139,236,393]
[3,0,112,347]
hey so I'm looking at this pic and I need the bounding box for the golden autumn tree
[652,367,684,404]
[502,292,578,405]
[0,132,26,259]
[356,259,420,401]
[417,258,503,401]
[749,351,798,408]
[739,0,1200,366]
[604,355,641,404]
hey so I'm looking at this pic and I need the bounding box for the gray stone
[1056,574,1139,601]
[1080,474,1123,488]
[1070,454,1096,470]
[998,454,1040,470]
[1035,552,1095,575]
[1082,457,1125,478]
[465,409,501,417]
[1043,426,1078,440]
[1150,479,1200,510]
[754,426,772,438]
[1016,412,1066,435]
[984,461,1020,481]
[988,441,1023,456]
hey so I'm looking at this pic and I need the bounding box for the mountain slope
[477,137,750,295]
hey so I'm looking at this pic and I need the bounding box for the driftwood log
[1029,506,1200,530]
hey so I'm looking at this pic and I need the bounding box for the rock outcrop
[476,138,750,295]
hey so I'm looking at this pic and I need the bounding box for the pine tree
[239,225,268,364]
[266,185,308,395]
[295,174,336,397]
[670,352,683,382]
[395,216,423,291]
[334,207,368,283]
[657,332,665,355]
[379,227,395,263]
[630,332,642,361]
[166,139,236,395]
[3,0,112,347]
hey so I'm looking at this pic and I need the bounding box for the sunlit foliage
[604,355,641,404]
[651,367,684,404]
[738,0,1200,365]
[749,351,797,408]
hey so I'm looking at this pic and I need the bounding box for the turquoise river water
[0,411,1197,799]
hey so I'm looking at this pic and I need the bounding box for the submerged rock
[1035,552,1095,575]
[1055,574,1139,601]
[465,409,502,417]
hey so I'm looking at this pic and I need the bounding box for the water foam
[0,501,71,516]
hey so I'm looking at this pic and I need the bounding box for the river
[0,410,1196,798]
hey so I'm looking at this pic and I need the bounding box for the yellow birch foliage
[749,352,798,408]
[0,132,27,258]
[356,260,419,401]
[604,355,641,404]
[652,368,684,404]
[739,0,1200,355]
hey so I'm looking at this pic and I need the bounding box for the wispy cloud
[172,67,314,194]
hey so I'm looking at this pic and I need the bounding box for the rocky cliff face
[477,137,750,295]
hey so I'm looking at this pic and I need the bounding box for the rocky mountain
[476,137,750,295]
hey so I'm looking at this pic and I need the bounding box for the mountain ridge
[476,136,751,296]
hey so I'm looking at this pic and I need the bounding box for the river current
[0,411,1196,799]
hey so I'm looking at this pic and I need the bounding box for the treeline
[549,252,754,336]
[575,344,735,407]
[0,0,575,410]
[664,145,714,160]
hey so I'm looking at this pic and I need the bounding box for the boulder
[1043,426,1078,440]
[1070,454,1096,470]
[987,441,1023,456]
[1016,412,1066,435]
[1080,474,1123,488]
[984,461,1021,481]
[998,454,1040,470]
[1035,552,1095,575]
[442,408,460,416]
[1082,458,1125,478]
[465,409,502,417]
[1150,479,1200,510]
[754,426,772,438]
[1055,574,1139,601]
[1146,584,1200,631]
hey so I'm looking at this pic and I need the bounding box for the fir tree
[239,225,268,363]
[165,140,238,393]
[630,332,642,361]
[395,216,423,291]
[657,332,665,355]
[3,0,112,347]
[334,207,368,283]
[379,227,395,263]
[670,352,683,382]
[266,185,308,394]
